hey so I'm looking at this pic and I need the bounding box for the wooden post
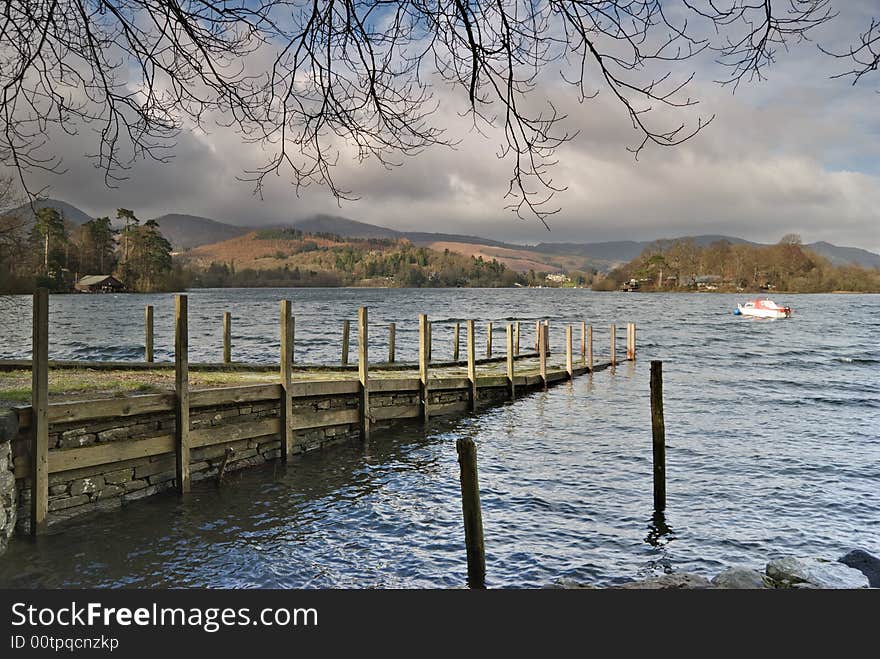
[506,323,515,399]
[631,323,637,360]
[626,322,632,360]
[456,437,486,588]
[341,319,350,366]
[587,324,593,370]
[223,311,231,363]
[144,305,154,363]
[613,324,618,366]
[388,322,396,363]
[514,321,520,357]
[566,325,573,379]
[280,300,293,461]
[539,323,547,388]
[419,314,430,422]
[467,320,477,411]
[651,361,666,511]
[580,321,586,365]
[30,288,48,535]
[535,320,540,352]
[544,321,550,355]
[174,294,191,494]
[486,321,492,358]
[358,306,370,440]
[453,322,460,362]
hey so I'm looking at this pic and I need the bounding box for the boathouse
[74,275,125,293]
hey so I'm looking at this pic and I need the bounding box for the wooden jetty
[1,291,640,537]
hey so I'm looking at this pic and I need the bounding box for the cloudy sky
[9,2,880,252]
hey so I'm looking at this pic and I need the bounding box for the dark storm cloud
[6,2,880,252]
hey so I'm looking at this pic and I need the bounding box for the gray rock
[838,550,880,588]
[766,557,870,589]
[712,567,772,589]
[618,573,714,589]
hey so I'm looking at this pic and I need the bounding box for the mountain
[2,198,93,227]
[291,214,402,239]
[804,241,880,269]
[150,213,248,250]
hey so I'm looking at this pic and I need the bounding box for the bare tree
[0,1,870,226]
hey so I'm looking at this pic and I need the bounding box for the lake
[0,288,877,587]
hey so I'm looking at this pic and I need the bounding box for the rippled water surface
[0,289,877,587]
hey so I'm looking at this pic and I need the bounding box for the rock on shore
[583,553,877,589]
[838,550,880,588]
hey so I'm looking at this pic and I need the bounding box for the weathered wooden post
[30,288,49,535]
[651,361,666,511]
[535,320,540,352]
[587,324,593,370]
[280,300,293,461]
[626,322,633,361]
[453,322,460,362]
[631,323,637,360]
[175,294,191,494]
[610,324,617,367]
[419,314,430,422]
[456,437,486,588]
[539,322,547,388]
[486,321,492,358]
[388,322,396,363]
[566,325,573,379]
[358,306,370,440]
[144,305,154,363]
[580,321,586,365]
[514,321,520,356]
[544,320,550,355]
[506,323,515,400]
[467,320,477,411]
[223,311,232,363]
[341,319,350,366]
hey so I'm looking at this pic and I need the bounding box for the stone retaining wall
[2,367,580,539]
[10,390,363,533]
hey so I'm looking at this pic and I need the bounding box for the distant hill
[2,198,93,227]
[150,213,248,250]
[290,214,402,239]
[804,241,880,269]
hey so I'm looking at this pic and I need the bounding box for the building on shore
[74,275,125,293]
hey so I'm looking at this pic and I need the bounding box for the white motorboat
[734,297,792,319]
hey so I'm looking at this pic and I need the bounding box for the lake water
[0,289,877,587]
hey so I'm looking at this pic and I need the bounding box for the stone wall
[4,373,547,539]
[0,434,15,552]
[11,391,362,534]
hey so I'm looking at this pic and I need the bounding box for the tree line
[0,206,182,293]
[595,236,880,293]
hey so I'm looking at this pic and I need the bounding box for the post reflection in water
[645,510,675,548]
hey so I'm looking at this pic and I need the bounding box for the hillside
[176,228,523,288]
[151,213,248,250]
[419,241,562,273]
[805,241,880,269]
[2,198,93,228]
[596,238,880,293]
